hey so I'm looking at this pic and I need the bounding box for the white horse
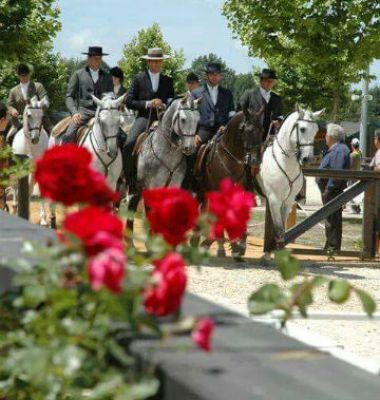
[258,107,324,254]
[11,96,50,225]
[48,93,126,226]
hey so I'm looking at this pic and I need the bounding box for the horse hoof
[51,218,57,230]
[40,220,48,227]
[233,256,245,263]
[260,253,272,266]
[217,248,226,258]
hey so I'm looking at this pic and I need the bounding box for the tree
[233,71,259,108]
[0,0,61,63]
[0,46,68,113]
[223,0,380,121]
[119,23,186,93]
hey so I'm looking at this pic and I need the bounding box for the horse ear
[91,95,102,107]
[313,108,325,119]
[180,94,189,105]
[113,93,127,108]
[193,96,202,106]
[39,96,49,108]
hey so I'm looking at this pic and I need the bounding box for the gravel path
[188,259,380,366]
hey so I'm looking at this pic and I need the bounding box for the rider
[122,47,175,186]
[110,66,126,98]
[192,62,235,146]
[183,62,235,189]
[240,68,282,174]
[6,63,52,144]
[186,72,200,93]
[62,46,113,144]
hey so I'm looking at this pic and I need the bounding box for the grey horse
[127,94,201,235]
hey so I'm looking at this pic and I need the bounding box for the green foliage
[0,145,31,185]
[223,0,380,120]
[248,250,376,326]
[0,241,159,399]
[0,0,61,63]
[119,23,186,93]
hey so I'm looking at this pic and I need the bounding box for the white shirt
[148,70,160,92]
[207,84,219,105]
[113,84,121,95]
[20,82,30,100]
[260,86,271,103]
[90,68,99,83]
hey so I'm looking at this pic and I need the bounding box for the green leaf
[248,284,286,315]
[328,280,351,304]
[115,378,160,400]
[275,250,300,280]
[311,276,328,288]
[355,289,376,317]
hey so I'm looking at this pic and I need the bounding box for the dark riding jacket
[240,87,282,140]
[126,70,175,119]
[65,66,113,115]
[192,85,235,142]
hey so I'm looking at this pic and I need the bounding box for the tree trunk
[332,92,341,123]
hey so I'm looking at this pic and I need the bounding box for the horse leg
[267,197,286,252]
[231,233,247,262]
[217,238,226,257]
[50,203,57,230]
[126,191,140,248]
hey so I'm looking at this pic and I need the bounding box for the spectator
[316,124,350,251]
[370,129,380,171]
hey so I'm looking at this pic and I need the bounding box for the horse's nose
[301,156,310,165]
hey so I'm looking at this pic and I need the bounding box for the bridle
[272,113,318,200]
[89,105,121,177]
[150,102,199,187]
[24,106,43,139]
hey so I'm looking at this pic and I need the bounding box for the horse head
[290,105,325,165]
[241,105,265,153]
[92,93,126,158]
[23,96,49,144]
[164,94,200,156]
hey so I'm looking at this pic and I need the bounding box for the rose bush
[35,144,118,206]
[143,187,199,246]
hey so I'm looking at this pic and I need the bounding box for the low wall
[1,211,380,399]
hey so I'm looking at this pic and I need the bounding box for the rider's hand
[10,109,19,118]
[72,113,82,125]
[195,135,202,146]
[152,99,164,109]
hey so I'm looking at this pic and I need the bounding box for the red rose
[143,187,199,246]
[63,206,123,256]
[144,252,187,316]
[192,318,215,352]
[206,178,255,241]
[35,144,117,206]
[88,248,126,293]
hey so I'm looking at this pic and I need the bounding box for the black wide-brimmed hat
[186,72,199,83]
[82,46,109,56]
[257,68,278,80]
[141,48,171,60]
[110,66,124,80]
[17,63,31,75]
[204,62,223,74]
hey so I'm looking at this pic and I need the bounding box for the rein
[271,115,318,200]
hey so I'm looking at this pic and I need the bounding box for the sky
[53,0,264,73]
[53,0,379,86]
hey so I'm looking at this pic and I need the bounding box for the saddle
[132,121,159,155]
[52,116,95,143]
